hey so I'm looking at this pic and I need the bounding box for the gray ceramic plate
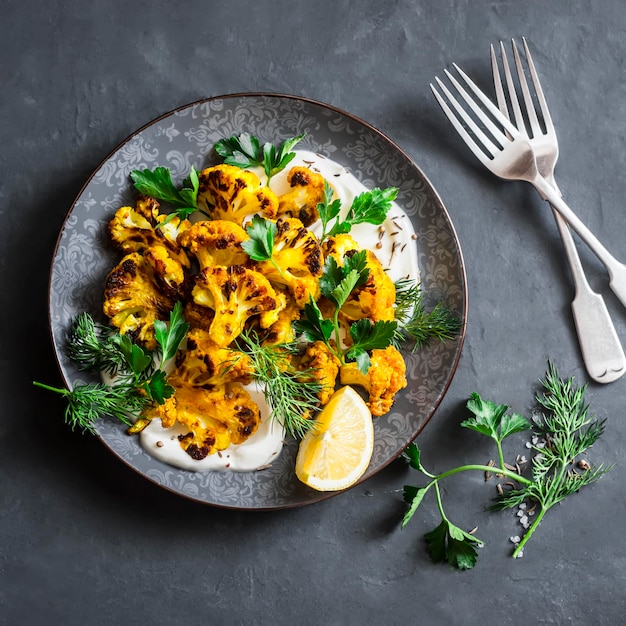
[49,93,467,509]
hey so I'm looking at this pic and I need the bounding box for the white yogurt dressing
[139,150,419,472]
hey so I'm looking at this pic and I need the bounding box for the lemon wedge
[295,385,374,491]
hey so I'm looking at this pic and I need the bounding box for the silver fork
[430,62,626,365]
[490,38,625,383]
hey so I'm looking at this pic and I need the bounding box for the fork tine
[451,63,522,140]
[522,36,555,135]
[497,41,526,132]
[511,38,542,138]
[430,80,493,167]
[490,44,508,120]
[441,69,512,154]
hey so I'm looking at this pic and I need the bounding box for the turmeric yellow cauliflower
[108,195,191,267]
[103,250,181,349]
[339,346,407,416]
[174,327,254,387]
[177,219,249,269]
[296,341,342,406]
[144,377,260,458]
[254,216,323,307]
[191,264,283,347]
[198,164,278,226]
[277,166,327,227]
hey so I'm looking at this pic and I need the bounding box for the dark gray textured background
[3,1,626,624]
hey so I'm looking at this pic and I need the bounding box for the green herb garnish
[318,181,398,242]
[293,251,396,374]
[215,132,305,184]
[393,278,462,350]
[402,364,611,569]
[130,165,206,223]
[236,330,323,438]
[34,303,189,432]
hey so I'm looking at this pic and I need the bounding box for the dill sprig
[236,330,324,438]
[32,381,151,434]
[393,278,462,350]
[35,304,188,433]
[66,313,127,376]
[490,362,612,558]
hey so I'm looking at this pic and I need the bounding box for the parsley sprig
[130,165,209,223]
[402,364,611,568]
[215,132,305,184]
[34,303,189,432]
[318,180,398,242]
[294,251,397,373]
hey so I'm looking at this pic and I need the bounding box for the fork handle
[552,207,625,383]
[535,177,626,310]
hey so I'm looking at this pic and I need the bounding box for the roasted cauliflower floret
[260,291,301,345]
[103,251,177,349]
[198,164,278,226]
[191,265,282,347]
[174,327,254,387]
[323,234,396,323]
[108,195,191,267]
[144,378,260,458]
[277,166,327,227]
[255,217,323,307]
[178,219,250,269]
[297,340,341,406]
[142,244,188,301]
[339,346,407,416]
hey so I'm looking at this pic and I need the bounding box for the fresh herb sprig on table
[215,132,306,184]
[402,363,611,569]
[33,303,189,433]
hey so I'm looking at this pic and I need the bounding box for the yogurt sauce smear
[139,150,419,472]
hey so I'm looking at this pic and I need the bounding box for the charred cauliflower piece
[339,346,407,416]
[297,340,341,406]
[145,378,260,458]
[277,166,327,227]
[103,251,177,349]
[174,327,254,387]
[191,265,282,347]
[260,291,301,345]
[323,233,396,323]
[255,217,323,307]
[198,164,278,226]
[108,195,191,267]
[178,219,250,269]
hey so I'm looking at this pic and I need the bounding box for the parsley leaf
[130,166,199,210]
[424,520,481,570]
[325,187,398,240]
[346,319,397,373]
[215,132,305,184]
[293,297,335,344]
[241,215,276,262]
[153,301,189,366]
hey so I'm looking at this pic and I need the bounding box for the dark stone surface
[3,1,626,623]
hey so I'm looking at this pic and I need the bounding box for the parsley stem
[432,464,534,487]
